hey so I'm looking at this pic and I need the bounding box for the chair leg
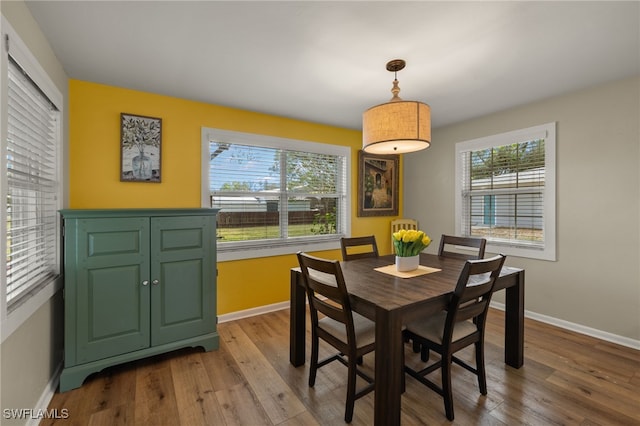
[442,354,455,421]
[420,345,430,362]
[475,340,487,395]
[309,333,319,387]
[345,355,357,423]
[412,340,422,354]
[401,339,406,394]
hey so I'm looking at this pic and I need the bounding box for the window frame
[1,17,64,341]
[455,122,556,261]
[201,127,351,261]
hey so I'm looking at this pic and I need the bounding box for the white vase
[395,255,420,272]
[132,153,152,180]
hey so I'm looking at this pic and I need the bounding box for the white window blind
[202,128,350,260]
[455,123,556,261]
[6,56,60,307]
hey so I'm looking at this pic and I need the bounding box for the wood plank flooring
[43,308,640,425]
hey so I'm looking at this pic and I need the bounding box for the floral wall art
[120,113,162,182]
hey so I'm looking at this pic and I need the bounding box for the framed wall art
[120,113,162,182]
[357,150,399,217]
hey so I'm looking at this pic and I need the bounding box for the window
[1,19,63,339]
[201,128,350,261]
[455,123,556,261]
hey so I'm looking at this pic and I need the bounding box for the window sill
[1,275,63,342]
[217,239,341,262]
[486,242,556,261]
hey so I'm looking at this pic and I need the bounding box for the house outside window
[455,122,556,261]
[201,128,350,261]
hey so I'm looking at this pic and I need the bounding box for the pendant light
[362,59,431,154]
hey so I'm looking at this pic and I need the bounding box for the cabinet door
[74,217,151,364]
[150,216,216,346]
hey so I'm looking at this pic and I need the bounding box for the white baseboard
[218,301,290,324]
[490,301,640,350]
[26,361,64,426]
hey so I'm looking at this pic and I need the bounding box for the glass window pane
[214,195,280,242]
[288,197,338,237]
[210,143,280,192]
[287,151,338,193]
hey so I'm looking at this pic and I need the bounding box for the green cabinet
[59,209,219,392]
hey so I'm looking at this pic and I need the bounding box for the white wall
[405,75,640,345]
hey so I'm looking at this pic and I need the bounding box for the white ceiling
[25,1,640,130]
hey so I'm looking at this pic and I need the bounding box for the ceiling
[24,1,640,130]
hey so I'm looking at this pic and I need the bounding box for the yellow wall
[69,79,402,314]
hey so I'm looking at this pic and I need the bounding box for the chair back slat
[306,276,346,323]
[438,234,487,260]
[314,298,349,324]
[455,301,488,323]
[340,235,379,261]
[459,279,493,302]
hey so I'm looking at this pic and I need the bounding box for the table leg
[504,270,524,368]
[290,269,306,367]
[374,306,403,426]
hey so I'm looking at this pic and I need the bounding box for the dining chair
[340,235,379,261]
[403,254,506,421]
[296,252,376,423]
[390,218,418,253]
[438,234,487,260]
[407,234,485,354]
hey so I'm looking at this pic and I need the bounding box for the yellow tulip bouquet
[392,229,432,257]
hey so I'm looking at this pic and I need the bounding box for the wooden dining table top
[336,253,521,322]
[339,253,466,315]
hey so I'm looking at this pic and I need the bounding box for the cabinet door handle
[152,279,160,286]
[142,280,149,286]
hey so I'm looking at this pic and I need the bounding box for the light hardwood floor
[43,308,640,425]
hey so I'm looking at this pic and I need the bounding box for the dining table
[289,252,525,425]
